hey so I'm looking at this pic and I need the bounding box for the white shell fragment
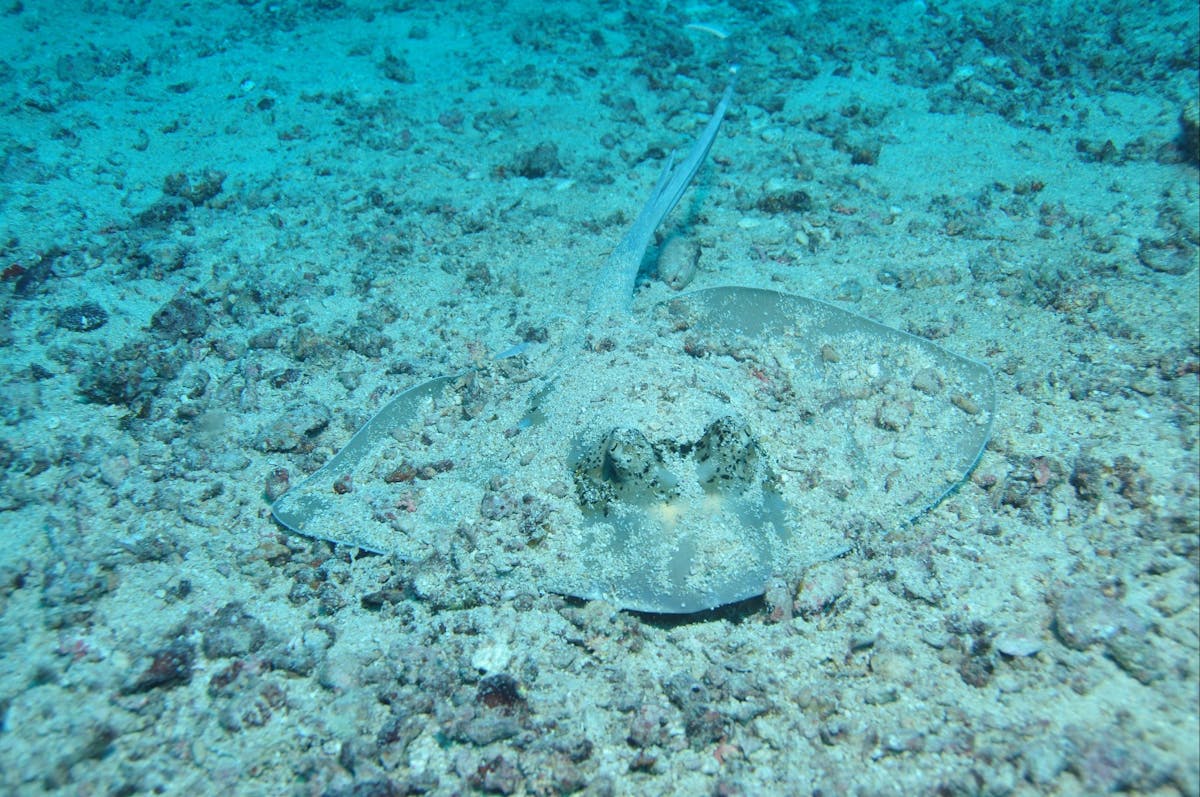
[995,630,1045,657]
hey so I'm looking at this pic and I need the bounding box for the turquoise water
[0,1,1197,794]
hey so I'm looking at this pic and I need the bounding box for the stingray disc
[272,287,994,613]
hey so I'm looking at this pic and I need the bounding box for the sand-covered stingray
[272,73,995,613]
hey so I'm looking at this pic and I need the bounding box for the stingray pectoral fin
[270,374,464,553]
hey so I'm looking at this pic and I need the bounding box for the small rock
[1104,632,1164,684]
[1138,237,1198,275]
[470,754,522,795]
[1022,737,1068,785]
[98,454,131,488]
[894,557,942,607]
[56,302,108,332]
[150,295,209,341]
[875,399,913,432]
[512,142,561,178]
[125,639,195,693]
[911,368,944,395]
[202,602,267,659]
[880,729,924,755]
[162,169,225,205]
[795,560,846,618]
[995,629,1044,657]
[462,713,521,746]
[1069,451,1105,502]
[627,704,670,749]
[257,401,331,452]
[1180,100,1199,164]
[754,187,812,214]
[477,674,524,711]
[1053,585,1145,650]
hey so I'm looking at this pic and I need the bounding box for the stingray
[271,73,995,613]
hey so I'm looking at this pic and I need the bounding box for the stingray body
[272,73,995,613]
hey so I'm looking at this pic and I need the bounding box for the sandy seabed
[0,1,1197,795]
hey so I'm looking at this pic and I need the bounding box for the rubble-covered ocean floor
[0,0,1197,794]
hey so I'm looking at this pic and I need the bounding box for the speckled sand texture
[0,1,1197,795]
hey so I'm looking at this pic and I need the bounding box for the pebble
[1104,631,1164,684]
[1137,236,1198,275]
[99,454,131,488]
[950,393,981,415]
[470,640,513,674]
[462,713,521,746]
[1053,584,1143,650]
[864,684,899,705]
[1022,738,1068,785]
[795,560,847,617]
[317,649,362,692]
[150,295,209,341]
[921,629,952,650]
[202,603,267,659]
[469,753,522,793]
[893,557,942,607]
[994,629,1044,657]
[880,730,925,755]
[1054,585,1164,682]
[124,639,195,694]
[257,401,331,452]
[56,301,108,332]
[911,367,943,395]
[875,399,913,432]
[627,704,671,749]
